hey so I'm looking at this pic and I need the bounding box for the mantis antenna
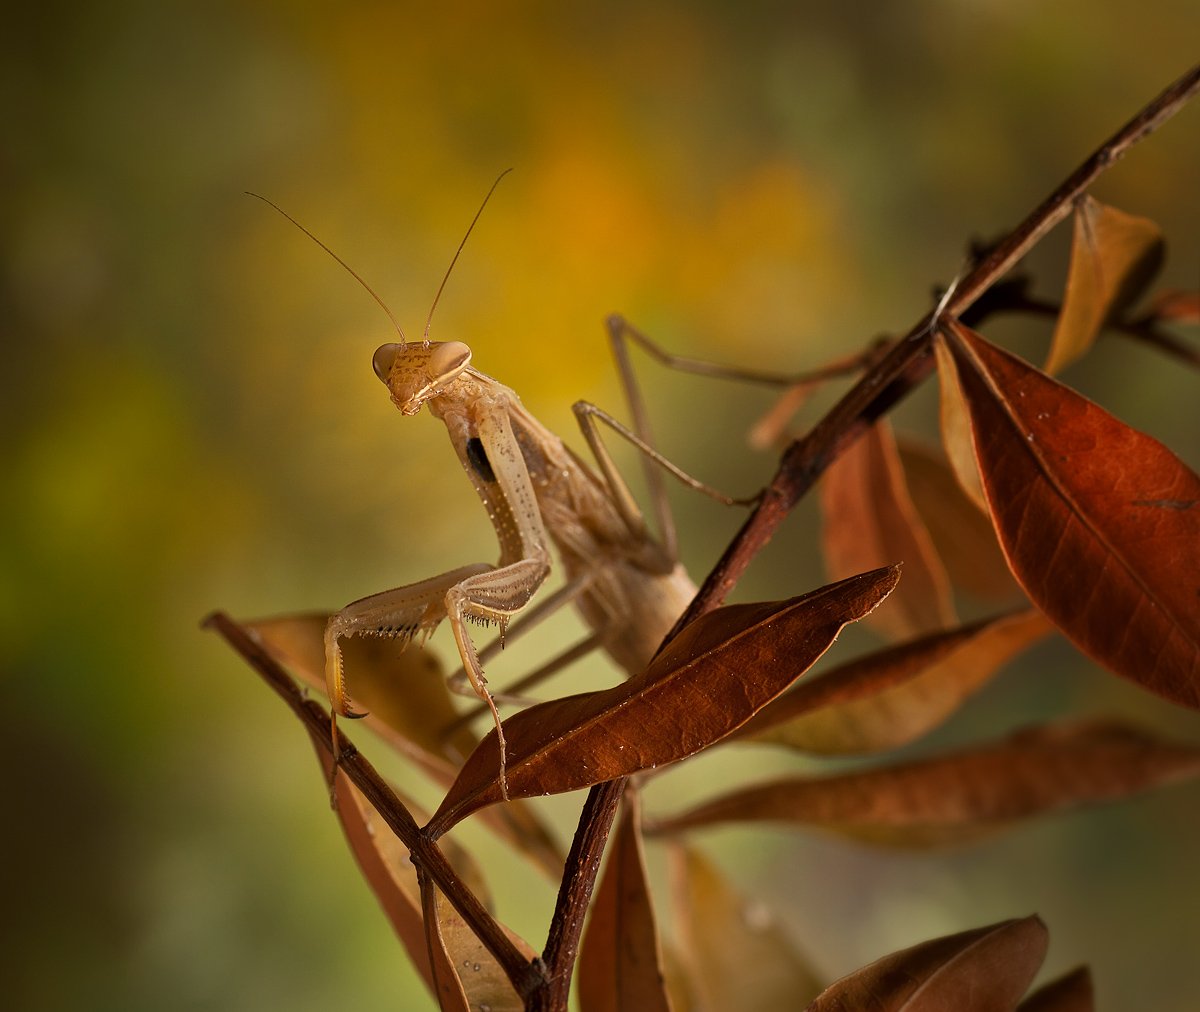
[245,191,408,348]
[422,168,513,346]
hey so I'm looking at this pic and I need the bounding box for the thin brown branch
[202,611,546,999]
[669,60,1200,632]
[531,780,626,1011]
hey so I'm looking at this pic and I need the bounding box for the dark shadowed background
[3,2,1199,1009]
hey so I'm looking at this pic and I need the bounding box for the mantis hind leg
[602,314,878,548]
[572,399,761,558]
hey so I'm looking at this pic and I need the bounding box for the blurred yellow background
[4,2,1199,1010]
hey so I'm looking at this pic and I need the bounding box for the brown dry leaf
[652,719,1200,847]
[248,613,564,877]
[309,734,490,1001]
[821,419,957,639]
[427,568,900,834]
[577,790,673,1012]
[806,915,1048,1011]
[934,336,989,513]
[738,609,1052,755]
[1017,966,1094,1012]
[669,846,822,1011]
[897,439,1021,602]
[938,319,1200,710]
[1045,196,1164,375]
[418,872,536,1012]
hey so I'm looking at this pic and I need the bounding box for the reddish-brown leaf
[821,419,957,639]
[248,613,564,876]
[669,846,822,1010]
[577,790,673,1012]
[1045,196,1164,375]
[805,916,1048,1011]
[418,872,534,1012]
[937,319,1200,709]
[428,568,900,834]
[652,720,1200,846]
[1017,966,1094,1012]
[738,609,1051,755]
[898,439,1021,602]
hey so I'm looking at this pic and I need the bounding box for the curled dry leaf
[418,871,536,1012]
[1045,196,1164,375]
[805,915,1048,1012]
[247,614,564,877]
[308,733,490,1000]
[738,609,1052,755]
[937,319,1200,710]
[669,846,822,1011]
[1017,966,1094,1012]
[577,789,673,1012]
[897,439,1021,602]
[821,418,957,639]
[652,719,1200,847]
[427,568,901,835]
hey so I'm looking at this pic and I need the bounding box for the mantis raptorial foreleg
[445,571,599,697]
[324,563,490,713]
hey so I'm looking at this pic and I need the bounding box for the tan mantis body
[251,184,768,793]
[323,336,705,788]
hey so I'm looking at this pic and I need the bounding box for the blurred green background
[4,2,1199,1009]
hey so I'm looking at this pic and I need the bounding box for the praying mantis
[257,180,827,795]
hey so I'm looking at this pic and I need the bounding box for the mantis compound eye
[373,343,401,383]
[428,341,472,381]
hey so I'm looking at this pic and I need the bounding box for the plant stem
[530,780,626,1011]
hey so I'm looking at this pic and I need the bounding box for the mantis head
[373,341,473,415]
